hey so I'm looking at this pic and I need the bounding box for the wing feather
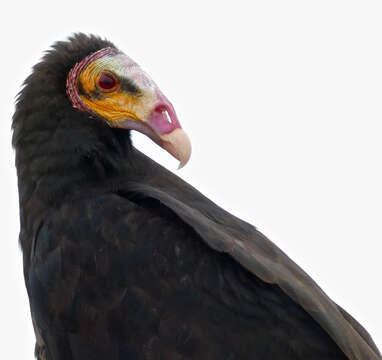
[119,148,381,360]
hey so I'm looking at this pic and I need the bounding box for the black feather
[13,34,381,360]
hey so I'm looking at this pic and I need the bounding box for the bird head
[66,46,191,168]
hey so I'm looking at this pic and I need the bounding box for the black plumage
[12,34,381,360]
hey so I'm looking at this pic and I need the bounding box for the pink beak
[112,53,191,168]
[119,98,191,169]
[146,99,191,169]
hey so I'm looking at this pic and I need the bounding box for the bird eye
[97,72,118,91]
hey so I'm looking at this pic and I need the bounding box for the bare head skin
[66,47,191,168]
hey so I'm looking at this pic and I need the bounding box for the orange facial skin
[78,58,156,125]
[73,52,191,167]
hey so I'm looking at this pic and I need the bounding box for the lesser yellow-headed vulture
[12,34,381,360]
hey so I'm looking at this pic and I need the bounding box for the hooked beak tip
[160,128,192,169]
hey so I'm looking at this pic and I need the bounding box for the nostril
[164,110,172,124]
[147,103,181,135]
[154,105,172,124]
[154,104,169,113]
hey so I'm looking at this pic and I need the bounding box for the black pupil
[99,74,116,89]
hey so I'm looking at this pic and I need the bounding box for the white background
[1,1,381,358]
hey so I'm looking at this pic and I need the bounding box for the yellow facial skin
[78,55,157,126]
[74,52,192,168]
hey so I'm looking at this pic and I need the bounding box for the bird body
[13,34,381,360]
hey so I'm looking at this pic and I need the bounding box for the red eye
[98,72,118,91]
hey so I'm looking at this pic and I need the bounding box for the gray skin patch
[78,76,140,100]
[120,77,140,95]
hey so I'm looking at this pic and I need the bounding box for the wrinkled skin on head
[68,49,191,168]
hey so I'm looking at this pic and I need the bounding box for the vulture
[12,33,380,360]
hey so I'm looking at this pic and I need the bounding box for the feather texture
[13,34,381,360]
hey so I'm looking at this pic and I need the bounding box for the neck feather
[13,91,132,232]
